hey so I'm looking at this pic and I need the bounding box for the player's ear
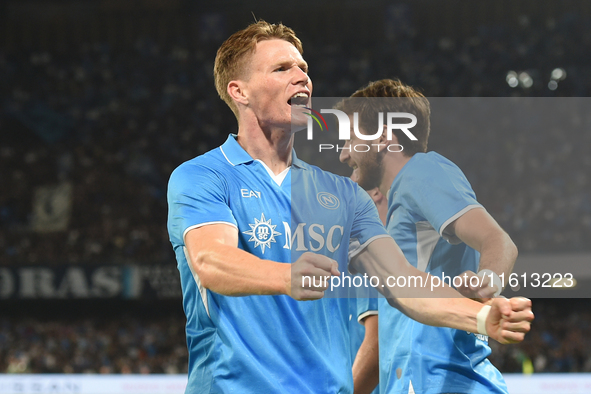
[228,80,248,106]
[379,124,400,146]
[378,124,389,145]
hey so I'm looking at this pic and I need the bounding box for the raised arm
[446,207,517,298]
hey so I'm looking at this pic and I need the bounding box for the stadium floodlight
[519,72,533,88]
[551,67,566,81]
[506,71,519,88]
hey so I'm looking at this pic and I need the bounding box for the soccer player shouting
[167,22,533,393]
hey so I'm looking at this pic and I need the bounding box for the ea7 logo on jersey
[317,192,340,210]
[241,189,261,198]
[243,213,281,254]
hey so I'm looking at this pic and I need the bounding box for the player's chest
[229,178,348,255]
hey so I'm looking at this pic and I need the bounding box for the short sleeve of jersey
[356,295,379,322]
[399,154,481,243]
[167,160,237,245]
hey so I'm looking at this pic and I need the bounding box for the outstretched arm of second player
[447,207,518,299]
[185,223,340,300]
[351,237,533,344]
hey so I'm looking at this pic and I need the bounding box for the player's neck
[379,153,411,197]
[236,125,293,175]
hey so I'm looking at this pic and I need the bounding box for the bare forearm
[392,296,481,333]
[191,243,289,296]
[355,237,482,333]
[383,269,482,332]
[185,225,338,300]
[353,315,379,394]
[477,231,517,279]
[452,207,518,280]
[353,238,532,343]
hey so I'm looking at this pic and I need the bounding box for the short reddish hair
[214,21,303,119]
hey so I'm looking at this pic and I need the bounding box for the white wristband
[477,269,502,297]
[476,304,491,336]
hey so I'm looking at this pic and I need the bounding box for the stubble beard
[357,150,384,191]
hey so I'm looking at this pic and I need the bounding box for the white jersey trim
[182,221,238,241]
[255,159,290,186]
[348,234,391,264]
[219,146,235,166]
[183,246,210,318]
[358,310,378,323]
[439,204,483,245]
[415,221,440,272]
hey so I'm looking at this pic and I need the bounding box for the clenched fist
[486,297,534,344]
[288,252,340,301]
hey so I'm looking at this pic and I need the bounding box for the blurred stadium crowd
[1,2,591,375]
[1,301,591,375]
[0,315,187,374]
[489,298,591,373]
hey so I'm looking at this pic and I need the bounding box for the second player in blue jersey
[339,79,520,394]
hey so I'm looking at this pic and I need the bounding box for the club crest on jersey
[317,192,340,210]
[243,213,282,254]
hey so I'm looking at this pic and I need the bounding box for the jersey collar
[220,134,307,170]
[291,150,307,170]
[220,134,254,166]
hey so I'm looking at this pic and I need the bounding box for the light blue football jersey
[379,152,508,394]
[167,134,388,394]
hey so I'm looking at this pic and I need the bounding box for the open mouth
[288,92,309,106]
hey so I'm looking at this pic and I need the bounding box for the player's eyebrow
[272,59,308,73]
[299,61,309,73]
